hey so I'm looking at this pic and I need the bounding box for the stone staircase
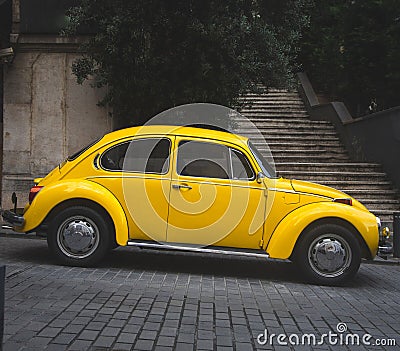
[237,89,400,226]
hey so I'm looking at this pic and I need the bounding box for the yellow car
[2,125,381,284]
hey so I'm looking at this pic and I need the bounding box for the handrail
[297,72,400,191]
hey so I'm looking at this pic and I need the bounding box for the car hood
[288,178,368,211]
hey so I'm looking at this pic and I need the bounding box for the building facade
[1,0,112,209]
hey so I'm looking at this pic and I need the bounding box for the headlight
[382,226,391,239]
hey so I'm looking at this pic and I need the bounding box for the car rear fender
[22,180,129,246]
[265,202,379,259]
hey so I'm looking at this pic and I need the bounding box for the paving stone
[117,332,137,344]
[139,330,158,340]
[134,339,154,350]
[175,342,195,351]
[92,335,116,348]
[69,339,92,350]
[78,330,100,341]
[51,332,76,345]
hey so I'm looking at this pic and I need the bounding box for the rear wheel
[293,224,361,285]
[47,206,112,266]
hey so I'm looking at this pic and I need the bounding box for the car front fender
[21,180,129,246]
[265,202,379,260]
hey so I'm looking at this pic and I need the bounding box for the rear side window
[100,138,171,174]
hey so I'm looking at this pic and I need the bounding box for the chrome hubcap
[57,216,99,258]
[308,234,351,278]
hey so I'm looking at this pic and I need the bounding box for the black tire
[47,206,112,267]
[293,224,361,285]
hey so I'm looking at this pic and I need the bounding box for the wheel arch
[289,217,371,261]
[265,202,377,260]
[23,180,129,246]
[43,198,114,234]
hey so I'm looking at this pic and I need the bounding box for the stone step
[242,113,310,119]
[344,189,399,200]
[256,142,347,152]
[239,101,306,108]
[369,209,398,223]
[272,157,349,165]
[277,170,387,182]
[239,99,305,104]
[235,117,332,125]
[275,162,382,172]
[241,107,307,112]
[240,128,337,136]
[270,149,348,157]
[249,135,341,144]
[270,148,347,155]
[238,106,307,118]
[316,180,396,191]
[240,123,335,132]
[273,155,350,163]
[243,90,300,95]
[358,199,400,208]
[240,95,304,100]
[238,124,336,132]
[238,97,304,102]
[241,108,308,114]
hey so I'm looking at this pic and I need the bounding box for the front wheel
[293,224,361,285]
[47,206,112,266]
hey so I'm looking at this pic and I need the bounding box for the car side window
[100,138,171,174]
[177,140,230,179]
[230,148,255,180]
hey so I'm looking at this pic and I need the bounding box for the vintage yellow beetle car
[2,125,380,284]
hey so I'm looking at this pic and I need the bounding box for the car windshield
[67,137,102,161]
[248,141,276,178]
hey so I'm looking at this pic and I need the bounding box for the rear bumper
[1,210,25,227]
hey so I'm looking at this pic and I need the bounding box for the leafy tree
[300,0,400,116]
[65,0,312,127]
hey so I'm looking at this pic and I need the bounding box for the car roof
[100,125,249,145]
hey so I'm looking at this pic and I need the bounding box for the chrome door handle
[172,184,192,190]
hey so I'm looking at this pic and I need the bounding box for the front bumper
[1,209,24,227]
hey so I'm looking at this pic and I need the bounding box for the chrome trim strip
[269,188,332,200]
[87,176,262,190]
[268,188,295,193]
[127,241,270,258]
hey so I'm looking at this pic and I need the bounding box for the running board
[127,240,270,259]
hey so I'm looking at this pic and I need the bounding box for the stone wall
[2,51,112,209]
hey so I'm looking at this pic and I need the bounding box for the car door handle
[172,184,192,190]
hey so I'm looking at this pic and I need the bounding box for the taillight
[29,185,43,204]
[334,198,352,206]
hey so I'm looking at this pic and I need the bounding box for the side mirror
[256,172,265,184]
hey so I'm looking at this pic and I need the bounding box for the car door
[91,136,172,242]
[167,137,267,249]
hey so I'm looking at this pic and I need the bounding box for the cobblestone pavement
[1,235,399,351]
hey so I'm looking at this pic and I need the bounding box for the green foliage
[64,0,312,127]
[300,0,400,116]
